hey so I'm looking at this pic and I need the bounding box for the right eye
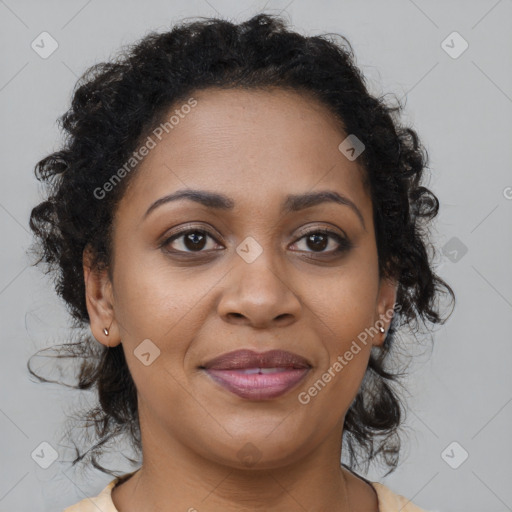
[161,228,223,253]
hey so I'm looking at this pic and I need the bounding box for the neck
[111,414,379,511]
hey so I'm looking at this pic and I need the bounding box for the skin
[83,87,398,511]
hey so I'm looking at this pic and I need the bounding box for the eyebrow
[143,189,366,230]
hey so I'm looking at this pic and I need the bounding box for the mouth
[200,349,311,400]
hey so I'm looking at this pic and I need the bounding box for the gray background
[1,0,511,511]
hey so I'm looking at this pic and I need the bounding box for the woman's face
[84,87,397,469]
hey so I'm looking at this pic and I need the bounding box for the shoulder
[62,479,119,512]
[371,482,430,512]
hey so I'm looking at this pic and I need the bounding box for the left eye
[291,229,349,254]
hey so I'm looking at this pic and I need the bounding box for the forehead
[118,87,371,222]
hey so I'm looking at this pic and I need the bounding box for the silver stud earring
[379,326,385,333]
[103,327,109,336]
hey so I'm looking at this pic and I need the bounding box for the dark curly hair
[28,13,455,478]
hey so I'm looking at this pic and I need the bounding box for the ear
[372,276,398,347]
[83,245,121,347]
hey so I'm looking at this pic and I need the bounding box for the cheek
[311,258,379,346]
[111,244,184,329]
[301,329,372,418]
[111,248,217,369]
[304,252,378,398]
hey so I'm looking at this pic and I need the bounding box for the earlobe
[83,246,121,347]
[373,276,399,346]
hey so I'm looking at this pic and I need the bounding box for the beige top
[62,474,427,511]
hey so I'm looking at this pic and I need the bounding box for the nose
[217,253,302,329]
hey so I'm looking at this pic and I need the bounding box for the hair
[28,13,455,478]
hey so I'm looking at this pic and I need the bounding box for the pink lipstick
[201,349,311,400]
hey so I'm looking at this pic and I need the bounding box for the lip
[201,349,311,400]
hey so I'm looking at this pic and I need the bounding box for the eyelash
[160,226,352,257]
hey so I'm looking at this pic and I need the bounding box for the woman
[29,13,454,511]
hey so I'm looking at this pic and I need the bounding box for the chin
[198,433,311,470]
